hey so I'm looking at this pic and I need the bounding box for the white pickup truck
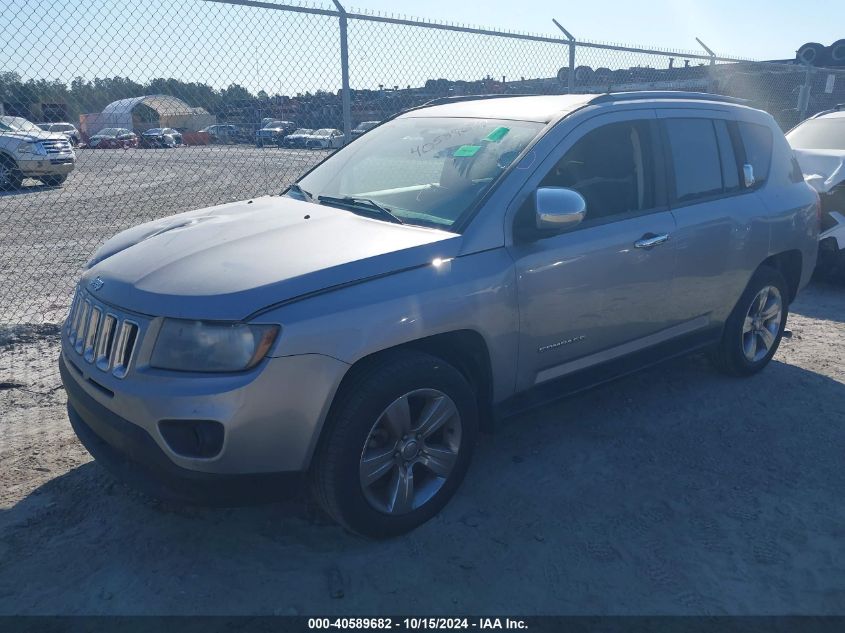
[0,115,76,190]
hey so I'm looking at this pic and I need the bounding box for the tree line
[0,72,276,120]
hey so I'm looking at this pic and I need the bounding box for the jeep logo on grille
[89,276,104,291]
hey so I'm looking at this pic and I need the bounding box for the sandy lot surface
[0,282,843,615]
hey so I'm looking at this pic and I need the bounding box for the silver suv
[60,92,819,537]
[0,115,75,189]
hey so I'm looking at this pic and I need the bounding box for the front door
[507,111,678,391]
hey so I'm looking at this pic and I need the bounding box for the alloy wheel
[359,388,462,515]
[742,285,783,362]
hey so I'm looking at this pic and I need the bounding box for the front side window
[538,120,656,221]
[295,117,543,230]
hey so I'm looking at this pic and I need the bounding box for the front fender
[261,248,519,403]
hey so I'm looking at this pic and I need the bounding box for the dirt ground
[0,282,843,615]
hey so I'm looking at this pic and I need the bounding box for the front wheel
[0,157,23,191]
[311,350,477,538]
[711,265,789,376]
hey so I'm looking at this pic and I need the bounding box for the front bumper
[60,342,349,487]
[17,156,75,176]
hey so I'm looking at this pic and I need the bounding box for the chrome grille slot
[111,321,139,379]
[95,314,117,371]
[74,300,90,354]
[83,306,101,363]
[63,287,143,379]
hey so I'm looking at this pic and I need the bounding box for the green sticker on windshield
[454,145,481,157]
[484,126,510,142]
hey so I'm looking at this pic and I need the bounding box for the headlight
[17,141,47,156]
[150,319,280,372]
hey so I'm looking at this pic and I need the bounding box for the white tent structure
[81,95,215,136]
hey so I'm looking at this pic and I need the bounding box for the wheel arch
[328,329,495,436]
[760,250,802,304]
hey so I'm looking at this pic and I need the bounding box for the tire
[710,265,789,376]
[311,350,478,538]
[40,174,67,187]
[0,156,23,191]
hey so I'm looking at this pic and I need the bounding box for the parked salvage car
[61,92,818,538]
[200,124,241,144]
[88,128,138,149]
[38,122,81,146]
[351,120,380,138]
[281,128,314,148]
[0,115,75,189]
[306,128,345,149]
[140,127,183,148]
[787,106,845,278]
[256,120,296,147]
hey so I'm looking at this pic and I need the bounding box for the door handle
[634,233,670,249]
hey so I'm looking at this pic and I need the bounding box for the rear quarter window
[738,122,773,185]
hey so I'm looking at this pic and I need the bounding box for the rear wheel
[40,174,67,187]
[711,265,789,376]
[311,350,477,538]
[0,156,23,191]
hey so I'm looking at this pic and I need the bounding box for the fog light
[158,419,224,458]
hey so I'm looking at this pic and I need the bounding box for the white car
[0,115,75,189]
[305,128,345,149]
[787,106,845,277]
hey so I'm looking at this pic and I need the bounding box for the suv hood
[2,129,67,143]
[82,195,461,321]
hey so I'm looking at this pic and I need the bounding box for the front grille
[65,287,141,379]
[41,138,72,154]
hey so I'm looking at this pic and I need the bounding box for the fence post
[333,0,352,144]
[552,19,576,94]
[798,64,812,120]
[695,38,717,93]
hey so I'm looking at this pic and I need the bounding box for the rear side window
[664,119,723,202]
[737,122,773,185]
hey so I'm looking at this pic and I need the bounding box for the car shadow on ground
[0,182,58,197]
[2,353,845,614]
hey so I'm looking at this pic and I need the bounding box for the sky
[353,0,841,61]
[3,0,842,94]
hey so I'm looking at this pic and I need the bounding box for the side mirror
[743,163,756,188]
[535,187,587,231]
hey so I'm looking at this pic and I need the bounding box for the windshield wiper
[317,195,405,225]
[285,182,314,202]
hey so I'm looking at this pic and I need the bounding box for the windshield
[97,128,120,136]
[145,128,164,134]
[0,116,41,133]
[264,121,289,128]
[292,128,312,135]
[787,117,845,150]
[313,128,334,135]
[295,116,543,230]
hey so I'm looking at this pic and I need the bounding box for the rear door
[658,109,769,325]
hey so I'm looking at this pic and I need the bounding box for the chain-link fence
[2,0,845,387]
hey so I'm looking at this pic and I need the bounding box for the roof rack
[419,93,543,107]
[589,91,748,105]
